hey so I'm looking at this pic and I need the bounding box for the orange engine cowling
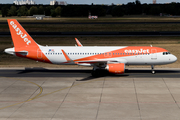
[106,63,125,74]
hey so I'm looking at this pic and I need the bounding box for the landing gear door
[151,49,157,60]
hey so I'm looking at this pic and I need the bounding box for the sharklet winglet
[61,49,74,63]
[75,38,83,47]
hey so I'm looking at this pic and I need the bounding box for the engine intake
[106,63,125,74]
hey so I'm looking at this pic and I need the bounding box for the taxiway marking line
[0,77,43,110]
[0,77,104,110]
[34,78,104,99]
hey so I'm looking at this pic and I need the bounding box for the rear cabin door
[37,49,42,59]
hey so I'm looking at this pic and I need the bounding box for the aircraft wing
[75,59,119,64]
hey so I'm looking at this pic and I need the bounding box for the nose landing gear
[151,65,155,74]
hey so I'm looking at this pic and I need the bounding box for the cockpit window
[163,52,171,55]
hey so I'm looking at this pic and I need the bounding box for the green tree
[29,6,38,16]
[135,0,142,14]
[135,0,141,5]
[55,6,61,16]
[38,6,44,15]
[61,5,90,17]
[45,6,54,16]
[126,2,136,15]
[1,6,9,17]
[8,6,17,16]
[51,9,56,17]
[111,6,124,17]
[149,5,162,15]
[90,6,106,17]
[17,6,28,16]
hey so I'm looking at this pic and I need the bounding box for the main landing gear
[91,67,106,77]
[151,65,155,74]
[91,70,100,77]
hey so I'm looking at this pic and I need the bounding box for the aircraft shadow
[17,67,180,74]
[0,67,179,78]
[17,67,91,74]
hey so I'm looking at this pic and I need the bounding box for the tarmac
[0,67,180,120]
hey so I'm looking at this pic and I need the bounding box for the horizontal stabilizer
[14,51,28,56]
[4,48,28,56]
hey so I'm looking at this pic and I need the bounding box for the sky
[0,0,180,5]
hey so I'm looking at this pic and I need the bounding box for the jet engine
[106,63,125,74]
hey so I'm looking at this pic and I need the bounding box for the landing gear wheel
[91,70,99,77]
[151,65,155,74]
[152,70,155,74]
[91,69,104,77]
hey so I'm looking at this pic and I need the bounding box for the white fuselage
[38,46,177,66]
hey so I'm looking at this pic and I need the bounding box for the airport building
[13,0,36,5]
[50,0,67,5]
[153,0,156,4]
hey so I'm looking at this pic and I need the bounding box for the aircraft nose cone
[172,55,177,62]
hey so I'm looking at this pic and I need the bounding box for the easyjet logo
[124,49,149,53]
[10,21,31,45]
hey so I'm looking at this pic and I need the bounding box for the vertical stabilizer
[7,19,38,48]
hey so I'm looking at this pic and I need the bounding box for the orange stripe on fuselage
[74,46,168,62]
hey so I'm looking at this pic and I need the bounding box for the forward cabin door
[151,49,157,60]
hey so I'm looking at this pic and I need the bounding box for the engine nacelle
[106,63,125,74]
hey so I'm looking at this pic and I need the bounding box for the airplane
[5,19,177,77]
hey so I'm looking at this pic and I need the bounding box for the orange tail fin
[7,19,38,48]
